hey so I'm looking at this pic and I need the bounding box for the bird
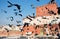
[31,4,35,9]
[26,16,32,21]
[14,12,18,16]
[28,15,35,18]
[8,24,12,27]
[36,0,40,2]
[16,24,21,26]
[45,7,49,11]
[13,9,17,11]
[33,13,35,16]
[49,23,52,26]
[16,21,21,23]
[19,10,22,13]
[49,0,55,4]
[4,28,9,32]
[23,23,29,27]
[32,13,35,18]
[10,16,14,21]
[48,10,56,15]
[57,7,60,14]
[18,13,22,17]
[7,1,21,12]
[1,9,7,13]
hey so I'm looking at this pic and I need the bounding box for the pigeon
[4,28,9,32]
[58,22,60,28]
[32,13,35,18]
[16,24,21,26]
[8,24,12,27]
[57,7,60,14]
[28,15,34,18]
[36,0,40,2]
[10,16,14,21]
[31,4,35,9]
[16,21,21,23]
[49,0,55,4]
[18,13,22,17]
[44,24,47,26]
[7,1,21,11]
[49,23,52,26]
[13,9,17,11]
[26,16,32,21]
[45,7,49,11]
[33,13,35,16]
[19,10,22,12]
[1,9,7,13]
[14,12,18,16]
[48,10,56,15]
[23,23,29,27]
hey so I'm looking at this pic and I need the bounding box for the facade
[36,2,58,16]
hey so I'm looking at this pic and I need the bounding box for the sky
[0,0,60,26]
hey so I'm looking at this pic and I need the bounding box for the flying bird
[7,1,21,11]
[45,7,49,11]
[4,28,9,32]
[49,0,55,4]
[32,13,35,18]
[49,23,52,26]
[26,16,32,21]
[1,9,7,13]
[19,10,22,13]
[31,4,35,9]
[23,23,29,27]
[48,10,56,15]
[16,24,21,26]
[57,7,60,14]
[36,0,40,2]
[18,13,22,17]
[10,16,14,21]
[14,12,18,16]
[13,9,17,11]
[28,15,35,18]
[16,21,21,23]
[8,24,12,27]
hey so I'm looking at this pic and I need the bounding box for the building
[36,2,58,16]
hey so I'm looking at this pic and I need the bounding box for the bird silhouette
[28,15,35,18]
[14,12,18,16]
[31,4,35,9]
[57,7,60,14]
[36,0,40,2]
[16,21,21,23]
[13,9,17,11]
[4,28,9,32]
[19,10,22,13]
[32,13,35,18]
[45,7,49,11]
[49,0,55,4]
[8,24,13,27]
[16,24,21,26]
[26,16,32,21]
[1,9,7,13]
[10,16,14,21]
[48,10,56,15]
[7,1,21,11]
[18,13,22,17]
